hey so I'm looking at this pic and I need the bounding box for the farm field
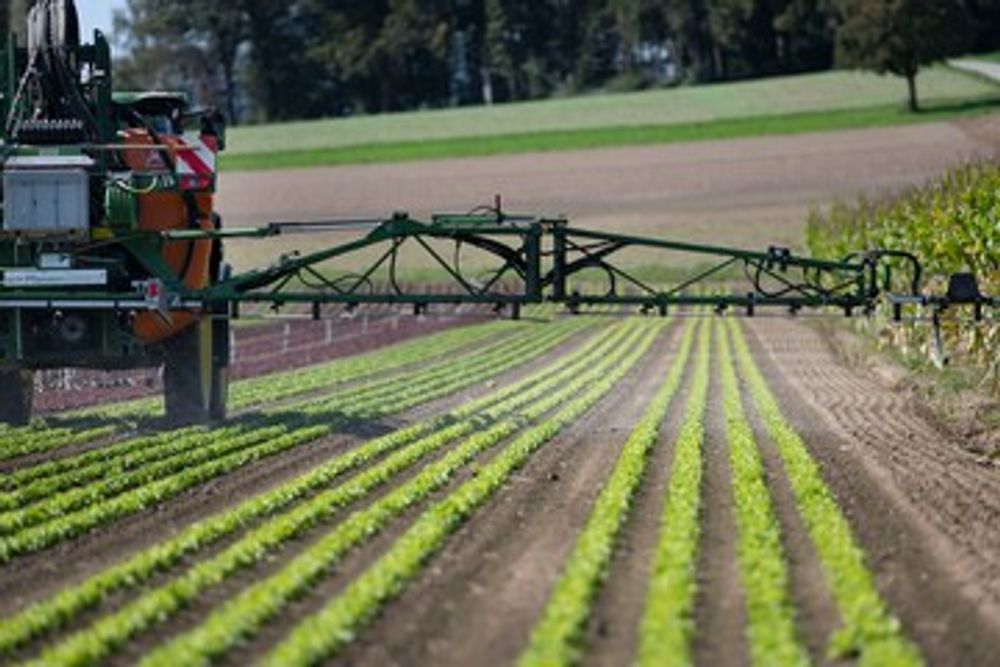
[220,67,999,170]
[1,312,998,666]
[219,119,998,276]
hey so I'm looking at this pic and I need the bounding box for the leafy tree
[114,0,246,121]
[706,0,755,78]
[482,0,515,103]
[835,0,970,111]
[773,0,836,72]
[964,0,1000,53]
[100,0,973,124]
[654,0,715,81]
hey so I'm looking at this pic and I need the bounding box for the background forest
[3,0,1000,124]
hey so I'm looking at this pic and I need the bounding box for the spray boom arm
[143,210,992,323]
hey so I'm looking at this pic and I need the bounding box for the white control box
[3,156,94,236]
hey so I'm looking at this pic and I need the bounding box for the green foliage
[636,318,711,667]
[835,0,970,110]
[0,320,586,565]
[16,320,629,666]
[138,321,664,667]
[728,319,922,665]
[519,318,699,666]
[0,317,602,657]
[258,322,666,667]
[718,319,809,667]
[807,163,1000,392]
[228,319,519,409]
[0,425,117,461]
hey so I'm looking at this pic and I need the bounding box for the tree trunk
[906,70,919,112]
[222,58,238,124]
[481,66,494,105]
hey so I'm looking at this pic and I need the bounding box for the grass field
[221,67,999,171]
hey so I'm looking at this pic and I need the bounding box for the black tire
[0,369,34,427]
[210,365,229,422]
[164,320,214,426]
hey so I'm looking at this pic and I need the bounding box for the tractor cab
[113,92,189,135]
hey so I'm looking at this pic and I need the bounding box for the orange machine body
[122,130,215,344]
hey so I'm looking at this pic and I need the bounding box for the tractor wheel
[164,319,215,426]
[0,369,34,427]
[210,365,229,422]
[209,315,231,422]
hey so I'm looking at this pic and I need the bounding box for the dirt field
[33,310,491,415]
[219,120,997,271]
[1,314,998,666]
[1,120,998,666]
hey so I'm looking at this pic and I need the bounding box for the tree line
[4,0,1000,123]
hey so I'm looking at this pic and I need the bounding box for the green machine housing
[0,0,230,426]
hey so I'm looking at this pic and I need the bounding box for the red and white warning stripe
[175,134,218,191]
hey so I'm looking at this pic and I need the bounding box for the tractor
[0,1,993,429]
[1,0,228,425]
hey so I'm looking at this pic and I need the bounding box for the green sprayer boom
[0,1,993,428]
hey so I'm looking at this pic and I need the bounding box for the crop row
[635,317,711,667]
[233,323,667,667]
[0,318,591,564]
[0,427,230,503]
[0,425,119,465]
[0,426,281,532]
[0,317,636,657]
[0,321,547,498]
[519,318,700,666]
[727,320,920,666]
[23,321,661,666]
[0,318,526,462]
[719,320,809,666]
[229,319,523,409]
[2,321,570,517]
[8,319,571,493]
[2,428,193,491]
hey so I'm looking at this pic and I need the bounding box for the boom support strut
[0,210,994,321]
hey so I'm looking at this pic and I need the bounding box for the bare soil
[742,317,1000,666]
[219,121,995,272]
[33,310,490,414]
[330,324,683,667]
[4,315,1000,665]
[4,122,1000,664]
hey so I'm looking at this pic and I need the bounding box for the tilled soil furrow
[325,324,682,667]
[8,321,642,666]
[579,327,695,667]
[0,322,593,617]
[740,390,844,663]
[692,349,749,667]
[742,318,1000,665]
[746,320,1000,580]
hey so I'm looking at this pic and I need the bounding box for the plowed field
[2,123,998,665]
[1,312,997,666]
